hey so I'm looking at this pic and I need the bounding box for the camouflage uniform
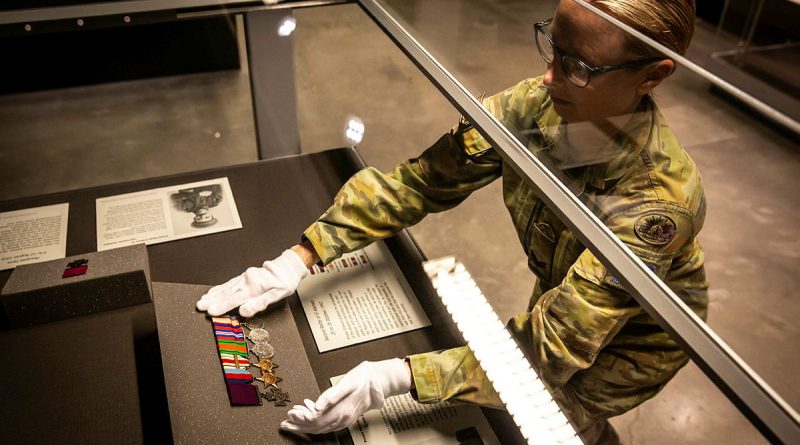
[303,77,709,440]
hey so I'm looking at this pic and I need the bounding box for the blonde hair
[593,0,696,56]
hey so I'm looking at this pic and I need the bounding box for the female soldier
[197,1,707,443]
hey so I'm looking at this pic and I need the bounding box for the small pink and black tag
[62,259,88,278]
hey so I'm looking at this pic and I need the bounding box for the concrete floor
[1,1,798,444]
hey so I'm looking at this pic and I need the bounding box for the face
[543,0,655,124]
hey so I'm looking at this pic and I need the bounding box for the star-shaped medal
[261,385,291,406]
[256,372,282,386]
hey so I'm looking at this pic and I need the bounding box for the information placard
[0,203,68,270]
[297,242,431,353]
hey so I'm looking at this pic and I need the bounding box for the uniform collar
[531,91,655,193]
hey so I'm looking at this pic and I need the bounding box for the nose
[543,62,556,87]
[543,53,567,88]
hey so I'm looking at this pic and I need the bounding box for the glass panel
[293,2,536,317]
[371,0,798,443]
[698,0,800,124]
[0,3,259,201]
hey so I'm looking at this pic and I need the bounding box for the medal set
[244,322,291,406]
[211,315,290,407]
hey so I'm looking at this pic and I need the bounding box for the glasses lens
[563,56,589,87]
[535,29,555,64]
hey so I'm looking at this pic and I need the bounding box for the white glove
[196,249,308,317]
[280,358,412,434]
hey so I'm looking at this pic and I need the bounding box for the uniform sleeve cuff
[407,352,445,404]
[302,224,337,266]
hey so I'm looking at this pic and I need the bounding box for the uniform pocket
[528,222,556,281]
[526,204,563,281]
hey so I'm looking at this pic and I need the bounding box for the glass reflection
[277,16,297,37]
[345,116,365,144]
[302,0,710,442]
[373,0,796,443]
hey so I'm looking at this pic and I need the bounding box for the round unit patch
[634,214,676,245]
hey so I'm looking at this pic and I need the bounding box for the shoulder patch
[634,213,676,245]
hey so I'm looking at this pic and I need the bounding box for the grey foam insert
[151,282,336,445]
[1,243,151,328]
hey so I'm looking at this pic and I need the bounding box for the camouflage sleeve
[408,204,697,408]
[507,204,697,389]
[303,133,502,264]
[304,78,546,264]
[408,346,504,409]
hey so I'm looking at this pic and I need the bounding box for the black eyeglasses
[534,18,663,88]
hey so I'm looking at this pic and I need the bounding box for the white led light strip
[423,257,583,445]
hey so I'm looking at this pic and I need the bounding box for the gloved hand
[280,358,412,434]
[196,249,308,317]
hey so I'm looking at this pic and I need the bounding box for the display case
[0,1,798,444]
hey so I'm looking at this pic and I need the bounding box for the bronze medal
[252,358,275,373]
[257,372,278,386]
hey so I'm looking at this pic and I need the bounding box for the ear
[636,59,674,96]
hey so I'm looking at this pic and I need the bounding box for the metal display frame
[354,0,800,443]
[0,1,316,24]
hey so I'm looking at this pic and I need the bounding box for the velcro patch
[457,115,474,132]
[605,263,657,288]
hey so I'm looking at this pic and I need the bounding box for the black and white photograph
[167,181,240,237]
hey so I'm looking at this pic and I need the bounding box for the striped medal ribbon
[211,315,261,406]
